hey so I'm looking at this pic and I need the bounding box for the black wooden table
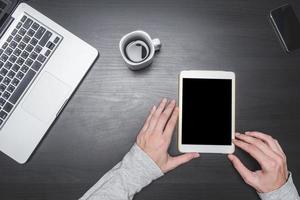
[1,0,300,199]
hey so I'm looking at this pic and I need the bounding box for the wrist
[136,143,167,173]
[132,144,164,178]
[258,172,300,200]
[261,170,289,193]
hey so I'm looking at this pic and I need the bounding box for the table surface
[1,0,300,199]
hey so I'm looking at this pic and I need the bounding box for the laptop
[0,0,98,164]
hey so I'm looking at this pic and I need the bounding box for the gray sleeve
[258,172,300,200]
[79,144,164,200]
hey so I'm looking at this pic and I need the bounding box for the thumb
[228,154,256,186]
[166,153,200,172]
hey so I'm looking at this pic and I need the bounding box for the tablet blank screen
[182,78,232,145]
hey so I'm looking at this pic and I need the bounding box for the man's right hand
[228,131,288,193]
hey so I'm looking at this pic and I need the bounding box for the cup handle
[152,38,162,51]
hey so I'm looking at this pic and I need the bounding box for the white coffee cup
[119,30,161,70]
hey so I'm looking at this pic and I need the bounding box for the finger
[274,140,288,178]
[147,98,168,132]
[228,154,257,186]
[167,153,200,172]
[233,139,271,169]
[274,139,285,155]
[235,133,279,159]
[140,105,156,133]
[245,132,282,156]
[155,99,176,132]
[274,139,287,162]
[163,107,179,141]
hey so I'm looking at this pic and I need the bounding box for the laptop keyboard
[0,14,62,128]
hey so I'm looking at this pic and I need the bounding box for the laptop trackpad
[22,72,71,123]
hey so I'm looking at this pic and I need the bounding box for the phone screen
[182,78,232,145]
[271,4,300,52]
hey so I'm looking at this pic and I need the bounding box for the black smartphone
[270,4,300,52]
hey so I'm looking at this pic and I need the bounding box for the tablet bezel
[178,70,235,154]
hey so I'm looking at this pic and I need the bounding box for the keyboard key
[39,31,52,47]
[27,29,35,37]
[30,38,38,46]
[49,43,55,50]
[37,54,46,63]
[0,110,7,119]
[0,49,3,56]
[3,102,13,113]
[26,44,34,53]
[9,41,17,49]
[16,58,25,65]
[21,16,27,22]
[0,85,5,93]
[16,71,24,79]
[0,119,2,126]
[9,69,36,104]
[0,54,8,62]
[11,29,18,36]
[0,76,3,82]
[34,45,42,53]
[7,36,13,42]
[0,68,8,76]
[9,55,17,63]
[16,22,22,29]
[7,71,15,79]
[53,36,60,44]
[29,52,38,60]
[25,58,33,66]
[0,61,3,68]
[31,61,42,71]
[18,42,26,50]
[21,66,29,73]
[11,78,19,87]
[23,18,33,29]
[18,28,26,36]
[2,42,8,49]
[32,22,39,31]
[22,35,30,43]
[35,26,46,39]
[21,51,29,59]
[0,98,5,106]
[46,41,55,50]
[12,64,20,72]
[4,47,13,55]
[3,77,11,85]
[3,91,10,99]
[7,85,15,93]
[13,48,21,56]
[14,34,22,42]
[4,62,12,70]
[45,49,51,57]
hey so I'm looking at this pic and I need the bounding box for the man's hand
[136,98,199,173]
[228,131,288,193]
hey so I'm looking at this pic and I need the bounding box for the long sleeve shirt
[80,144,300,200]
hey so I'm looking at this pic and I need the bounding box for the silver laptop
[0,1,98,163]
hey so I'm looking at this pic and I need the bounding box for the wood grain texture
[1,0,300,199]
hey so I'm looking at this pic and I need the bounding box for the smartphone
[270,4,300,52]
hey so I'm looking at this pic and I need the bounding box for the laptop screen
[0,0,20,33]
[0,0,12,20]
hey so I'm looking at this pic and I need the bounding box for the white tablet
[178,70,235,154]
